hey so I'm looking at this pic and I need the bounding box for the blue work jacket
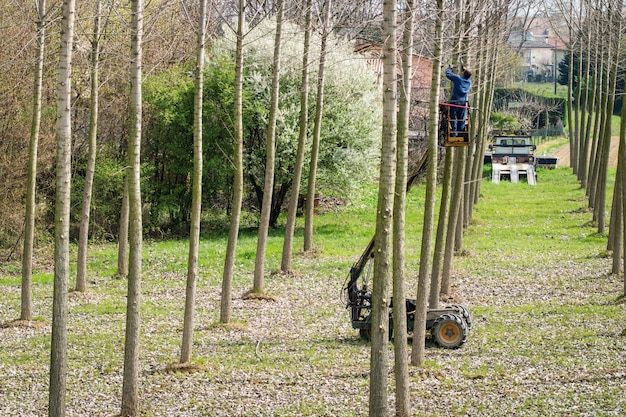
[446,68,472,101]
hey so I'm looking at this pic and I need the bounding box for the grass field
[512,81,568,99]
[1,167,625,416]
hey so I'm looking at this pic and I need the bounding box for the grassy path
[446,168,625,416]
[1,168,625,416]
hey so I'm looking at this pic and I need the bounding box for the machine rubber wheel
[432,313,468,349]
[447,304,473,331]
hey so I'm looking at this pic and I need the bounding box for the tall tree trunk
[581,20,598,190]
[566,2,574,162]
[429,148,453,308]
[370,0,396,414]
[75,0,102,293]
[118,175,129,278]
[440,148,465,297]
[411,0,443,368]
[586,48,604,205]
[21,0,46,322]
[49,0,75,415]
[253,0,283,293]
[613,66,626,274]
[281,0,312,272]
[594,7,620,234]
[571,4,584,176]
[467,19,486,220]
[303,0,332,253]
[121,0,144,414]
[622,120,626,292]
[181,0,207,364]
[392,0,414,414]
[220,0,246,323]
[577,0,591,185]
[469,7,499,217]
[610,176,622,273]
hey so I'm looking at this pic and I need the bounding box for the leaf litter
[2,187,626,416]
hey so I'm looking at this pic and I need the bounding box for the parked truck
[489,135,537,185]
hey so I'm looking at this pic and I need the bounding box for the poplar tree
[253,0,284,293]
[75,0,103,293]
[281,0,312,272]
[181,0,208,363]
[369,0,396,414]
[220,0,246,322]
[21,0,47,322]
[121,0,144,414]
[411,0,444,367]
[49,0,75,415]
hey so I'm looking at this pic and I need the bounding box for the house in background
[508,18,568,82]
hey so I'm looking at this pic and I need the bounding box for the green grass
[513,81,568,99]
[1,167,625,416]
[535,136,569,155]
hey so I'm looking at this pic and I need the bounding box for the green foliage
[212,20,381,217]
[71,156,127,240]
[141,20,381,233]
[143,65,196,232]
[490,111,520,132]
[513,81,568,99]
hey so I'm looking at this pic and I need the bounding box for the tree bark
[253,0,283,293]
[566,1,574,167]
[613,66,626,276]
[220,0,246,323]
[610,177,622,274]
[181,0,207,364]
[440,148,465,297]
[121,0,144,414]
[281,0,312,273]
[21,0,46,321]
[370,0,396,414]
[75,0,102,293]
[411,0,443,368]
[581,15,598,190]
[586,48,603,205]
[118,175,129,278]
[303,0,332,253]
[392,0,414,413]
[594,7,620,234]
[572,1,592,184]
[49,0,75,415]
[429,148,453,308]
[571,4,584,176]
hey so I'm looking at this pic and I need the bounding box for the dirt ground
[552,136,620,168]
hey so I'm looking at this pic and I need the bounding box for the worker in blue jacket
[445,66,472,133]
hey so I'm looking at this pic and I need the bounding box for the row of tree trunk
[563,0,626,288]
[20,0,626,415]
[368,0,513,415]
[24,1,339,416]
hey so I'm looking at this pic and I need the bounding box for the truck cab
[489,135,537,185]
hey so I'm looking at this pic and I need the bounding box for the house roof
[519,40,556,49]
